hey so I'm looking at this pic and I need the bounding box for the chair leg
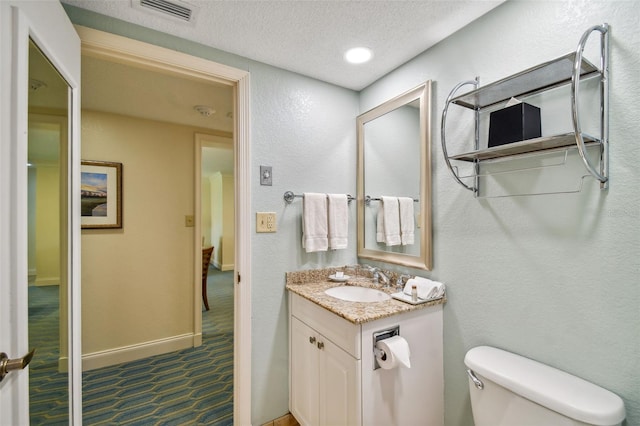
[203,279,210,311]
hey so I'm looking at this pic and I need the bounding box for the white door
[0,1,81,424]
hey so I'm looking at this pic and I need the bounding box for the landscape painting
[81,172,108,216]
[81,160,122,229]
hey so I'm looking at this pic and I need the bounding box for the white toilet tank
[464,346,625,426]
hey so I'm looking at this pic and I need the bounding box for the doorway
[77,26,251,423]
[199,133,234,271]
[198,133,234,346]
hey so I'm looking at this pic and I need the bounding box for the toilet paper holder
[372,325,400,370]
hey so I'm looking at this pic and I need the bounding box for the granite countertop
[286,268,446,324]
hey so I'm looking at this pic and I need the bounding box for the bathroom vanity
[287,269,445,426]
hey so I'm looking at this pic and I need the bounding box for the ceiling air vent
[133,0,197,24]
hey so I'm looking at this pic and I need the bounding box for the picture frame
[81,160,122,229]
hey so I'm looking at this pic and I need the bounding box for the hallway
[29,269,234,425]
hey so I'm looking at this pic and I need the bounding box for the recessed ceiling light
[194,105,216,117]
[344,47,373,64]
[29,79,47,91]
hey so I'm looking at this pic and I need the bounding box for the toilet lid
[464,346,625,426]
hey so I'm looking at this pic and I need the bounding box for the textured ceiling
[62,0,505,91]
[31,0,506,165]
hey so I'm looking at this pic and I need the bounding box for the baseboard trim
[81,333,194,371]
[35,277,59,286]
[193,332,202,347]
[58,357,68,373]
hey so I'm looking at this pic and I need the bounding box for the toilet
[464,346,625,426]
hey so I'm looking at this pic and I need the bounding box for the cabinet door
[290,317,320,426]
[318,337,361,426]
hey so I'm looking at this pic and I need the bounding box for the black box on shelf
[488,102,541,147]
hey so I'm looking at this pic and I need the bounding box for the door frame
[0,1,81,424]
[76,26,252,424]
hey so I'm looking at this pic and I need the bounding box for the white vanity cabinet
[290,294,362,426]
[290,317,361,425]
[289,292,444,426]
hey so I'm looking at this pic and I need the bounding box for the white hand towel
[403,277,446,300]
[381,196,401,246]
[327,193,348,250]
[398,197,414,245]
[376,201,385,243]
[302,193,328,252]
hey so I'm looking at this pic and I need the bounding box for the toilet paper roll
[375,335,411,369]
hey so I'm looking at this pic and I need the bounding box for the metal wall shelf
[449,133,599,162]
[450,53,600,110]
[441,23,610,197]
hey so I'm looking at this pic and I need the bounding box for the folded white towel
[403,277,446,300]
[377,196,401,246]
[302,193,328,252]
[398,197,414,245]
[327,193,348,250]
[376,201,385,243]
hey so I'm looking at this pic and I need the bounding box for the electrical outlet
[256,212,276,233]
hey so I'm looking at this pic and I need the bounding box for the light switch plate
[185,215,195,227]
[256,212,276,233]
[260,166,272,186]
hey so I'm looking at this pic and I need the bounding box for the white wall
[81,110,196,363]
[65,2,640,425]
[201,174,211,247]
[209,172,235,270]
[248,61,359,422]
[28,123,62,285]
[65,6,359,424]
[361,2,640,425]
[34,165,60,285]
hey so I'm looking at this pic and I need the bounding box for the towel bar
[283,191,354,204]
[364,195,419,205]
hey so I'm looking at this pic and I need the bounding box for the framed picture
[81,160,122,229]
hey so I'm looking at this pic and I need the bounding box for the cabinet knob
[317,341,324,350]
[309,336,316,344]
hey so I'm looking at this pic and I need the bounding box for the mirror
[357,81,432,270]
[28,39,70,422]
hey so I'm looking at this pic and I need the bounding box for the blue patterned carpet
[28,269,234,425]
[28,285,69,423]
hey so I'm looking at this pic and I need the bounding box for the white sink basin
[324,286,391,303]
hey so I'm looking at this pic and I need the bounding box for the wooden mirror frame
[357,81,432,270]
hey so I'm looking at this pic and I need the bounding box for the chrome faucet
[396,274,412,292]
[370,268,390,287]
